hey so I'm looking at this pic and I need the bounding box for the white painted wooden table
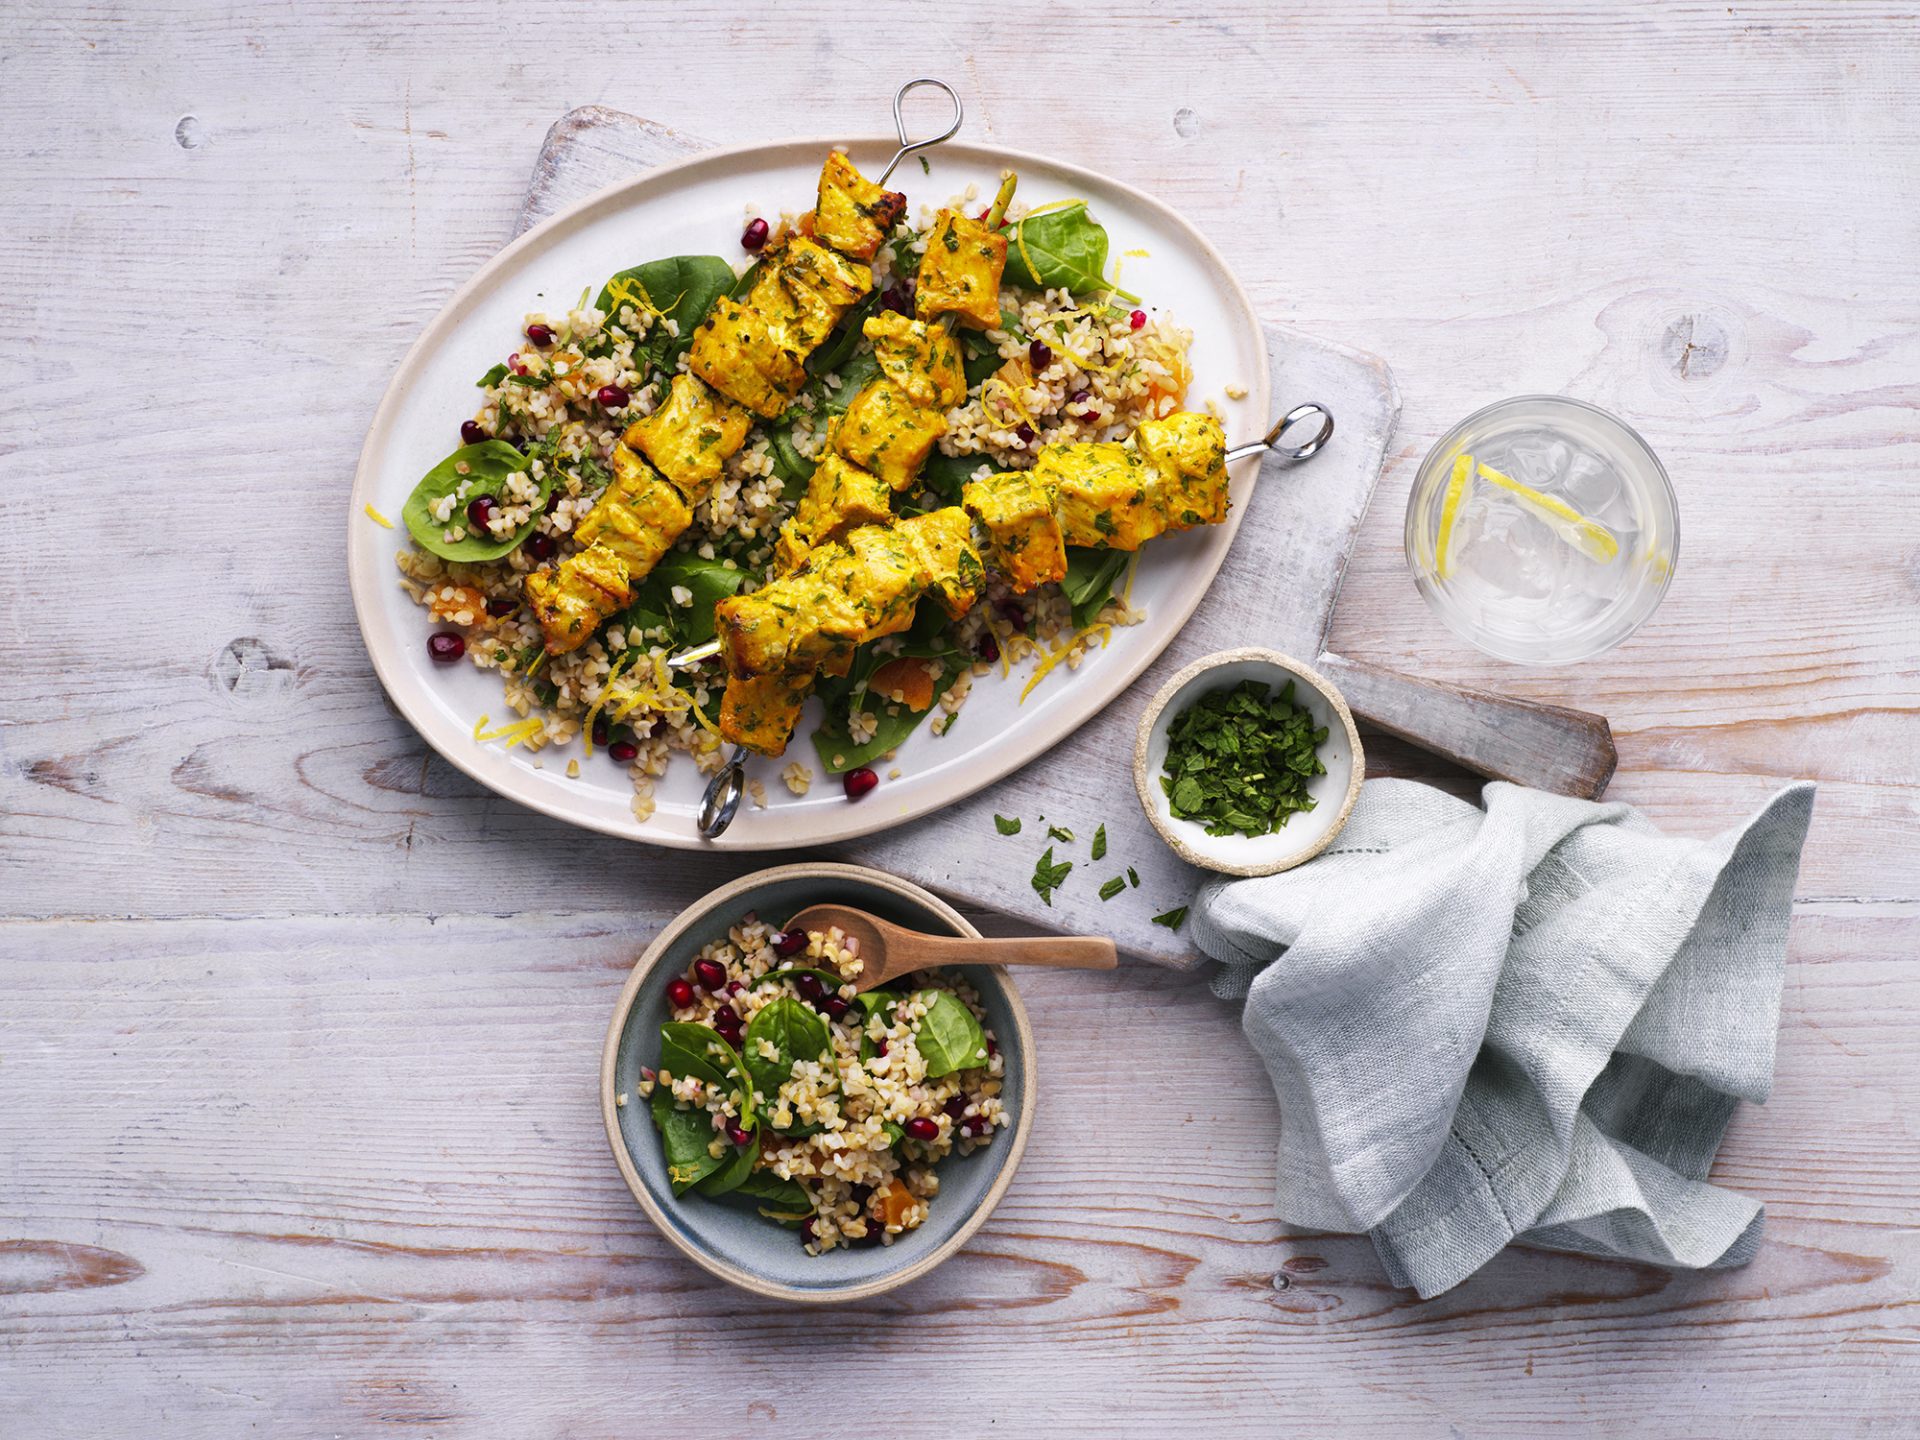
[4,4,1916,1434]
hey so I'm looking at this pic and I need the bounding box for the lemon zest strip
[1475,463,1621,564]
[1434,452,1473,580]
[364,503,394,528]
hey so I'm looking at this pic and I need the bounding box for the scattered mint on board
[1030,847,1073,906]
[1127,867,1140,888]
[1151,906,1189,932]
[994,814,1023,836]
[1091,824,1108,861]
[1046,825,1074,843]
[1158,678,1329,838]
[1098,876,1126,901]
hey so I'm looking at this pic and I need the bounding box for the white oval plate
[348,138,1270,850]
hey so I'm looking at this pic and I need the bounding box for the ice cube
[1561,453,1621,515]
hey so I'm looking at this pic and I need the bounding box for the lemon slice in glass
[1433,452,1474,580]
[1475,462,1620,565]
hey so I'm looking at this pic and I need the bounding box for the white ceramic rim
[346,135,1271,849]
[1132,647,1365,877]
[597,862,1037,1303]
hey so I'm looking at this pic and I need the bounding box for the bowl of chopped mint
[1132,649,1364,876]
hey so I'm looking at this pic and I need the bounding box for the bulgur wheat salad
[389,147,1230,822]
[633,914,1008,1253]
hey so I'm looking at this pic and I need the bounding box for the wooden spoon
[782,904,1118,994]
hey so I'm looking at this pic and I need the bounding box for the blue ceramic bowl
[600,862,1036,1302]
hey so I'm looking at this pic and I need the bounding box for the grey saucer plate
[600,862,1036,1303]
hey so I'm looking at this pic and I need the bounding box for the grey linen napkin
[1189,778,1816,1298]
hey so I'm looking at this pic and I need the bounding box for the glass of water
[1404,395,1679,664]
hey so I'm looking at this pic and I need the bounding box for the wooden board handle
[1313,651,1617,798]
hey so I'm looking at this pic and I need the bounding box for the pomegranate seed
[795,973,826,1002]
[975,635,1000,664]
[608,739,639,763]
[800,1218,817,1243]
[1014,422,1037,445]
[543,489,563,514]
[465,494,497,531]
[694,960,727,992]
[726,1122,752,1147]
[486,596,516,618]
[508,353,527,375]
[943,1097,967,1119]
[1129,309,1147,330]
[1028,339,1052,371]
[741,217,770,251]
[427,632,465,663]
[850,1183,874,1207]
[995,598,1026,629]
[904,1117,939,1141]
[880,283,912,316]
[591,718,609,746]
[525,323,555,346]
[822,997,850,1020]
[596,384,629,410]
[986,1038,998,1058]
[875,1040,889,1057]
[724,980,745,996]
[843,766,879,800]
[772,929,807,957]
[460,419,487,445]
[1070,388,1092,405]
[525,533,556,562]
[665,978,694,1008]
[639,1066,656,1082]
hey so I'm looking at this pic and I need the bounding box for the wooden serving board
[518,107,1615,967]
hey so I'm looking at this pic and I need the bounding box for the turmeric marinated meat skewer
[524,153,905,657]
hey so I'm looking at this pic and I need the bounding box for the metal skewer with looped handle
[686,401,1335,840]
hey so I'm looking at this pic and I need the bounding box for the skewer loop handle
[1226,402,1335,466]
[698,744,750,840]
[878,79,964,185]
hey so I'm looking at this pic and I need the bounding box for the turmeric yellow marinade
[716,207,1012,754]
[525,155,904,657]
[712,415,1229,706]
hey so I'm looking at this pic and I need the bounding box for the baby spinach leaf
[856,989,898,1060]
[1061,545,1131,629]
[650,1088,723,1196]
[960,334,1003,389]
[597,255,737,370]
[1098,875,1126,901]
[623,550,751,647]
[658,1021,731,1090]
[1091,824,1108,861]
[807,292,881,379]
[1030,846,1073,906]
[911,989,989,1078]
[921,450,983,506]
[695,1132,760,1197]
[734,1170,812,1219]
[402,441,553,562]
[811,623,965,774]
[998,202,1138,301]
[993,815,1023,836]
[741,997,830,1105]
[1151,906,1189,932]
[820,349,883,416]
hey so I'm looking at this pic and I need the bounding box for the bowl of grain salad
[601,862,1034,1302]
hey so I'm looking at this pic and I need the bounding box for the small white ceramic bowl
[1133,648,1365,877]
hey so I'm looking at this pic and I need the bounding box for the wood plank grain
[0,906,1913,1436]
[3,0,1918,1430]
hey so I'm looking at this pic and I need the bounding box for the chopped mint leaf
[1046,825,1074,843]
[994,814,1022,836]
[1098,876,1126,901]
[1151,906,1188,932]
[1091,824,1108,861]
[1127,867,1140,888]
[1030,847,1073,906]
